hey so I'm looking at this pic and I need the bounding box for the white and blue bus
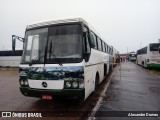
[14,18,113,101]
[137,43,160,69]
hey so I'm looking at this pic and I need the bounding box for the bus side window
[104,43,107,53]
[102,41,105,52]
[106,45,108,53]
[109,47,111,54]
[101,40,103,52]
[97,37,102,51]
[91,32,97,49]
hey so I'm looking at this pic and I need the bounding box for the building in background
[0,50,22,67]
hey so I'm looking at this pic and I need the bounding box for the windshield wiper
[49,42,56,59]
[29,54,45,66]
[49,42,63,66]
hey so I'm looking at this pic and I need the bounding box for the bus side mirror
[83,32,95,48]
[12,35,25,51]
[83,32,91,62]
[84,52,90,62]
[12,35,16,51]
[159,47,160,54]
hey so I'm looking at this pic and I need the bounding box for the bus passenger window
[97,37,102,51]
[91,32,97,49]
[101,40,103,52]
[102,41,105,52]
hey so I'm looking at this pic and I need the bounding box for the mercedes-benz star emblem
[42,82,47,88]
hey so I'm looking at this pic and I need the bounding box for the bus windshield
[46,24,82,63]
[150,43,160,51]
[22,24,82,64]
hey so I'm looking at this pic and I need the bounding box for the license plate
[42,95,52,100]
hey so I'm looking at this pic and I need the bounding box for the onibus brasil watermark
[1,112,42,118]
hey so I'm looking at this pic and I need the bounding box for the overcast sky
[1,0,160,53]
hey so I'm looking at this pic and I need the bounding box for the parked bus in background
[129,52,136,62]
[12,18,114,101]
[111,46,119,66]
[136,43,160,69]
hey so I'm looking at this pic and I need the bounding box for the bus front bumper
[20,87,85,99]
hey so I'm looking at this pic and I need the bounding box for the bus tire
[109,65,112,74]
[104,64,107,77]
[142,61,144,67]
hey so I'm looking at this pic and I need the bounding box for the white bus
[136,43,160,69]
[14,18,113,101]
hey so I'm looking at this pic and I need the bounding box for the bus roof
[149,43,160,45]
[26,17,87,29]
[26,17,109,46]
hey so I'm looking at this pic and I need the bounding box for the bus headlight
[65,82,71,88]
[20,80,24,85]
[20,80,28,86]
[79,80,84,88]
[72,82,78,88]
[24,81,28,86]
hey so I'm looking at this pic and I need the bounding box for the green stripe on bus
[147,63,160,68]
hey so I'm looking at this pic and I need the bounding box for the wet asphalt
[0,67,111,120]
[95,62,160,120]
[0,62,160,120]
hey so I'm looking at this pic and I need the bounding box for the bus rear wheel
[104,64,107,76]
[142,61,144,67]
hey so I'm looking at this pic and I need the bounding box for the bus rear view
[137,43,160,69]
[148,43,160,68]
